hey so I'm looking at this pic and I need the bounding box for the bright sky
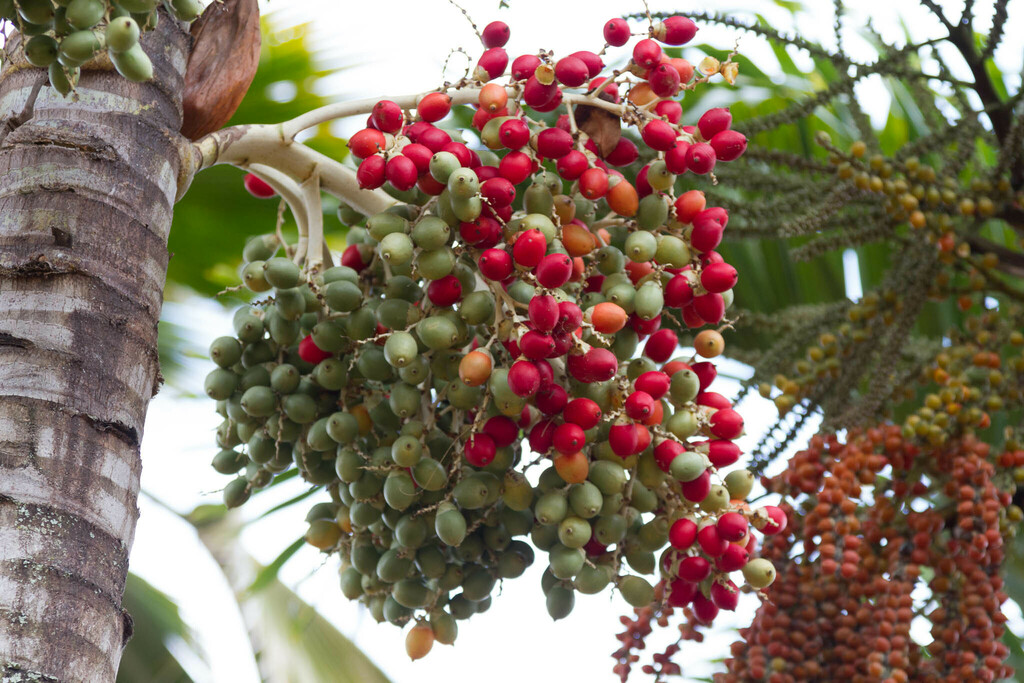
[130,1,1024,682]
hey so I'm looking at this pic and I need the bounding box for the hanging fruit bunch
[0,0,202,94]
[207,12,777,661]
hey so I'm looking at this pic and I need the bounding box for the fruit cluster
[211,14,784,660]
[0,0,200,93]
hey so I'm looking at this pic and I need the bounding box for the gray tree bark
[0,15,193,682]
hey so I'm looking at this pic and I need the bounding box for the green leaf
[118,574,202,683]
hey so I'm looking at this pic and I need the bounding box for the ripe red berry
[759,505,787,535]
[499,151,533,184]
[716,543,749,572]
[371,99,403,134]
[475,47,508,82]
[686,142,717,174]
[654,439,683,472]
[418,92,452,122]
[464,433,496,467]
[535,383,568,415]
[701,262,738,293]
[536,128,574,159]
[635,371,670,400]
[243,173,276,198]
[669,518,697,549]
[563,398,601,430]
[654,99,683,124]
[528,294,559,332]
[681,468,711,502]
[480,176,516,209]
[554,56,589,87]
[552,422,586,454]
[556,150,589,180]
[673,190,706,223]
[401,143,432,173]
[481,20,510,48]
[523,76,559,108]
[697,391,731,411]
[698,107,732,139]
[348,128,387,159]
[417,125,452,152]
[608,421,638,457]
[648,63,681,97]
[624,391,656,421]
[356,155,386,189]
[535,253,573,288]
[664,275,694,308]
[520,330,556,360]
[569,51,604,78]
[707,439,741,467]
[508,360,542,397]
[605,138,639,166]
[499,118,530,149]
[665,142,690,174]
[426,275,462,307]
[641,119,677,151]
[385,154,418,191]
[603,18,631,46]
[653,16,698,45]
[483,415,518,447]
[298,334,332,364]
[632,39,662,70]
[709,408,743,440]
[693,292,725,324]
[644,328,678,363]
[697,523,729,557]
[579,167,609,200]
[567,347,618,383]
[710,129,747,161]
[529,419,557,452]
[513,230,547,268]
[511,53,542,80]
[478,248,513,280]
[710,579,740,611]
[678,555,711,582]
[717,512,749,542]
[692,593,719,624]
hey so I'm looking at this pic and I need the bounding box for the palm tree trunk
[0,15,192,682]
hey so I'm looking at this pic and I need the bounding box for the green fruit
[502,471,533,510]
[412,458,447,491]
[324,280,362,312]
[224,477,251,508]
[605,284,635,314]
[596,245,625,275]
[619,575,655,607]
[105,16,141,52]
[589,460,626,495]
[48,63,78,97]
[416,248,455,280]
[395,515,427,548]
[548,544,585,579]
[459,291,495,325]
[624,230,658,263]
[391,435,422,467]
[447,167,479,199]
[322,265,359,285]
[263,257,302,289]
[646,160,674,191]
[25,35,59,67]
[281,393,316,424]
[345,308,377,341]
[384,331,418,368]
[110,43,154,83]
[388,382,421,418]
[667,408,698,439]
[18,0,55,24]
[568,482,603,519]
[655,234,690,267]
[453,476,488,509]
[204,368,237,400]
[670,450,709,483]
[326,411,358,444]
[242,261,271,292]
[306,417,335,452]
[461,567,496,601]
[417,316,458,350]
[637,193,669,230]
[240,386,275,417]
[557,516,592,549]
[411,216,451,250]
[450,196,482,222]
[340,567,364,599]
[699,484,730,513]
[270,364,300,393]
[524,183,554,216]
[670,368,700,405]
[168,0,202,21]
[637,518,669,551]
[742,558,777,589]
[594,514,628,545]
[379,232,414,265]
[305,519,342,550]
[212,449,247,475]
[429,151,461,184]
[377,299,415,330]
[546,585,575,621]
[725,469,755,500]
[66,0,104,29]
[534,490,568,526]
[634,281,664,320]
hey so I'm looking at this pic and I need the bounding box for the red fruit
[550,333,573,357]
[698,107,732,139]
[523,76,559,108]
[760,505,788,535]
[481,20,510,48]
[697,523,729,557]
[566,347,617,383]
[417,125,452,153]
[648,63,681,97]
[555,301,583,334]
[569,51,603,79]
[697,391,731,411]
[709,408,743,440]
[478,248,513,280]
[464,433,496,467]
[460,216,501,246]
[707,440,741,468]
[678,555,711,582]
[536,128,574,159]
[298,334,332,365]
[552,422,586,454]
[605,138,639,166]
[244,173,275,198]
[635,164,652,198]
[483,415,518,447]
[711,579,740,611]
[348,128,386,159]
[508,360,542,397]
[700,262,737,293]
[681,304,706,328]
[624,391,655,421]
[341,244,370,271]
[673,190,706,223]
[534,359,554,387]
[579,167,609,200]
[632,39,662,70]
[681,468,711,502]
[528,419,557,452]
[511,53,542,80]
[669,518,697,550]
[710,130,747,161]
[691,211,727,252]
[654,16,698,45]
[608,421,638,457]
[587,76,619,101]
[563,398,601,430]
[426,275,462,307]
[653,439,683,472]
[371,100,403,134]
[554,56,588,87]
[693,293,724,324]
[644,329,678,363]
[654,99,683,124]
[634,423,651,452]
[717,512,748,543]
[556,150,589,180]
[356,155,386,189]
[716,543,749,572]
[418,92,452,122]
[401,143,432,173]
[513,230,547,268]
[480,176,516,208]
[686,142,717,174]
[664,142,690,174]
[535,383,568,415]
[535,253,573,288]
[667,579,698,607]
[635,371,670,400]
[441,141,473,167]
[418,173,446,196]
[499,118,530,150]
[664,275,694,308]
[475,47,509,82]
[641,119,677,152]
[499,150,533,184]
[693,359,720,389]
[692,593,719,624]
[520,330,556,360]
[528,295,559,332]
[386,154,418,191]
[603,18,631,46]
